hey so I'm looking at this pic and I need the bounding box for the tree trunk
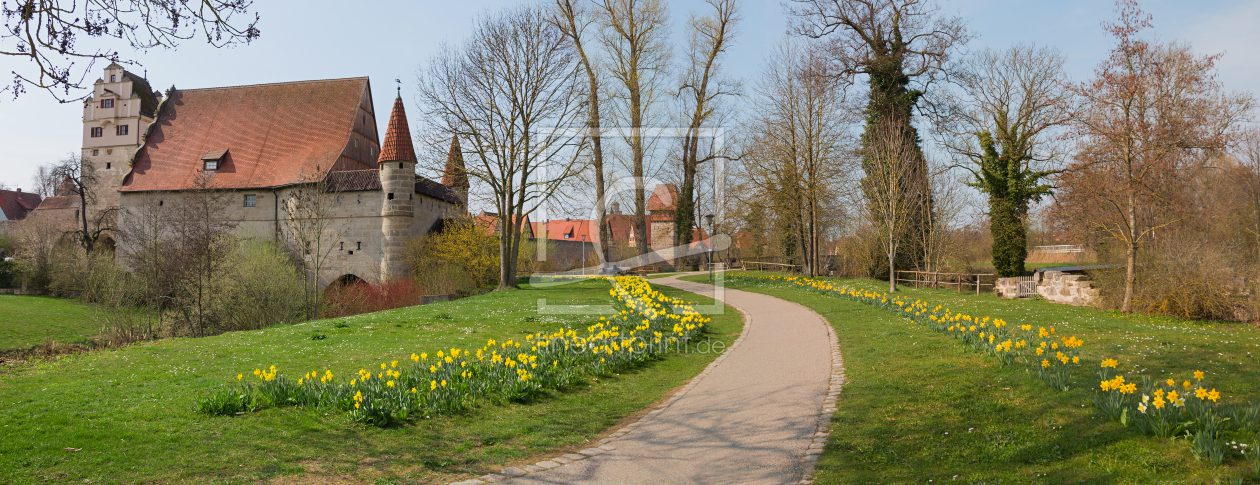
[1122,185,1137,313]
[888,245,897,293]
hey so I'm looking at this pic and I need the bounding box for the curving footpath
[456,273,843,485]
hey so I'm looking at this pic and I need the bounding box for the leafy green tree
[971,132,1054,276]
[937,45,1072,277]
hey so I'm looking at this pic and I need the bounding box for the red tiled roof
[476,212,533,237]
[0,189,42,220]
[323,170,381,192]
[537,219,595,242]
[646,184,679,211]
[536,215,646,245]
[122,77,374,192]
[378,96,416,163]
[442,136,468,189]
[34,195,77,210]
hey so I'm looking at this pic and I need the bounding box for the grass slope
[684,272,1260,484]
[0,278,741,484]
[0,294,101,351]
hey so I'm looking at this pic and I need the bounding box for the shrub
[0,260,17,288]
[320,278,426,318]
[1090,236,1249,321]
[407,215,498,290]
[217,239,306,331]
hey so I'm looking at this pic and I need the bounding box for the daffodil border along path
[488,273,842,485]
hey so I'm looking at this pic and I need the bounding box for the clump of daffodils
[197,276,713,427]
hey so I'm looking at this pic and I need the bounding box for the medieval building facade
[49,65,467,286]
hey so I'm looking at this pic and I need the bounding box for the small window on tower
[101,99,113,108]
[340,242,344,251]
[110,75,116,82]
[90,127,103,138]
[357,242,362,250]
[106,163,111,170]
[116,125,128,136]
[388,193,394,200]
[399,163,403,169]
[244,194,256,207]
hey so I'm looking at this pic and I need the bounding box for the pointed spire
[378,96,417,164]
[442,136,469,191]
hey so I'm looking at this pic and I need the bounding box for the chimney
[15,188,20,193]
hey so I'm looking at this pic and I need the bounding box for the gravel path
[458,273,842,485]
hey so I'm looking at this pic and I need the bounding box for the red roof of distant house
[646,184,679,211]
[536,219,597,242]
[378,96,416,163]
[34,195,76,210]
[476,212,534,237]
[0,189,42,221]
[122,77,376,192]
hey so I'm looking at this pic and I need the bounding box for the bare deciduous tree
[597,0,671,256]
[418,5,585,290]
[1,0,259,101]
[119,196,175,339]
[29,162,57,197]
[862,114,926,291]
[743,39,853,277]
[673,0,738,265]
[50,153,114,254]
[280,170,344,319]
[1237,129,1260,264]
[1057,0,1254,313]
[553,0,613,265]
[168,173,237,336]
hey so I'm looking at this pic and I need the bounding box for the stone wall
[1037,271,1099,306]
[994,271,1099,306]
[993,277,1024,299]
[117,182,461,287]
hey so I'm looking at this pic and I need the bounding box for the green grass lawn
[0,294,101,351]
[0,278,742,484]
[685,271,1260,484]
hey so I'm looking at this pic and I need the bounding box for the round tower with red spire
[377,92,417,281]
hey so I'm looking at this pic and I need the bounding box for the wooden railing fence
[895,270,996,295]
[740,261,802,273]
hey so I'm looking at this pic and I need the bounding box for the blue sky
[0,0,1256,191]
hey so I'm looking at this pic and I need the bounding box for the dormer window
[101,99,113,108]
[201,149,228,171]
[110,75,116,82]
